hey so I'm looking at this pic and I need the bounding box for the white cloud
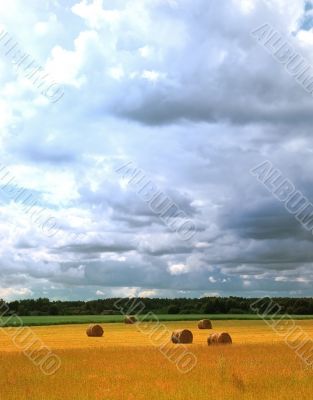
[168,263,189,275]
[138,289,157,297]
[0,287,33,300]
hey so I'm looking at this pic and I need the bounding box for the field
[2,313,313,327]
[1,319,313,399]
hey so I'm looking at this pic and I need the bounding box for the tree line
[1,296,313,316]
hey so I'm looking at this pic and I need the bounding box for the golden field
[1,320,313,399]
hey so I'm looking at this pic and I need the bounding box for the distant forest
[1,297,313,316]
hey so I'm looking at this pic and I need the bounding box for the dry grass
[0,320,313,399]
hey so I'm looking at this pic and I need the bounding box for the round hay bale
[198,319,212,329]
[171,329,193,344]
[207,332,219,345]
[207,332,232,345]
[86,324,104,337]
[218,332,232,344]
[124,315,137,324]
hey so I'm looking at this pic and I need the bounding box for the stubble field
[1,320,313,400]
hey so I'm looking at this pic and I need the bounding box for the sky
[1,0,313,300]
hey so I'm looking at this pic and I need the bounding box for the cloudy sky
[1,0,313,300]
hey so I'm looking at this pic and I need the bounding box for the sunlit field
[1,320,313,399]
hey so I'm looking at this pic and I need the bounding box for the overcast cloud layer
[1,0,313,300]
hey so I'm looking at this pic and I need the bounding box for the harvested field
[1,320,313,399]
